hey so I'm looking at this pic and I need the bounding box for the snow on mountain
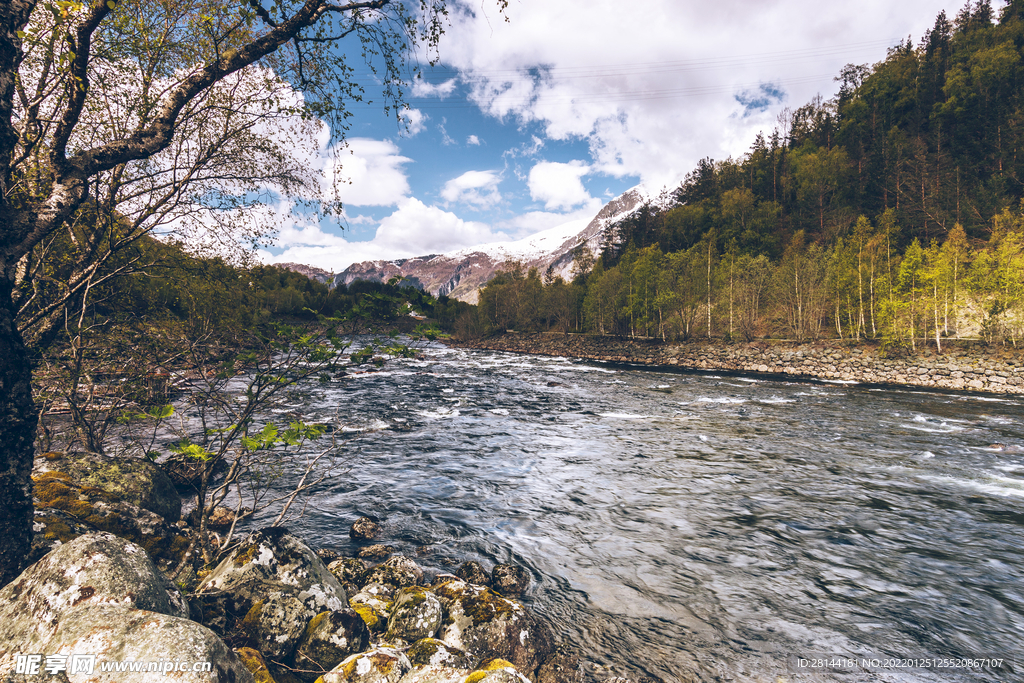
[333,184,671,303]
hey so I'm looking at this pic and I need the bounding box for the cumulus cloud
[440,170,502,208]
[325,138,412,206]
[528,160,592,211]
[467,134,481,145]
[374,197,506,253]
[429,0,966,189]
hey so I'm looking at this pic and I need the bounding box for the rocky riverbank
[453,333,1024,395]
[0,451,590,683]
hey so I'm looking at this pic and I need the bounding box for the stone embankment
[455,333,1024,395]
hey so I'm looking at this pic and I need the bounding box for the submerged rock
[490,564,530,598]
[455,561,490,587]
[350,517,381,541]
[292,610,371,680]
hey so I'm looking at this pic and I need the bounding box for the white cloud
[374,198,506,253]
[400,108,428,136]
[440,170,502,208]
[411,77,458,98]
[325,138,412,207]
[467,134,481,145]
[439,0,967,189]
[528,160,592,211]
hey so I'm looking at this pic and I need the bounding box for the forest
[470,0,1024,351]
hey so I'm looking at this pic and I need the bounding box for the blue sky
[260,0,973,273]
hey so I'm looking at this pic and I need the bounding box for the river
[246,341,1023,683]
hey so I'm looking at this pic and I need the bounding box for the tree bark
[0,276,37,587]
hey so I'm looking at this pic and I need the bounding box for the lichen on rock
[385,587,442,643]
[292,609,370,681]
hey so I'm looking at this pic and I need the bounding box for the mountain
[275,262,335,285]
[335,186,670,303]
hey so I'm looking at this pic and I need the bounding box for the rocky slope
[334,187,670,304]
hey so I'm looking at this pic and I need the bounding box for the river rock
[362,556,423,589]
[292,610,371,680]
[465,659,531,683]
[490,565,529,597]
[455,561,490,587]
[350,517,381,540]
[0,532,188,670]
[192,528,348,642]
[317,647,412,683]
[328,557,368,593]
[358,545,395,560]
[238,589,318,660]
[47,603,254,682]
[536,646,584,683]
[433,580,554,678]
[34,450,181,522]
[385,587,443,643]
[28,507,99,565]
[236,647,277,683]
[405,639,474,669]
[30,469,194,573]
[349,585,394,633]
[397,665,471,683]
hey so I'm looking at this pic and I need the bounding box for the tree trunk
[0,276,37,586]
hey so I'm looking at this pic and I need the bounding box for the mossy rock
[456,561,490,587]
[385,586,442,643]
[239,590,317,661]
[30,472,194,574]
[328,556,368,593]
[317,648,411,683]
[236,647,279,683]
[361,555,423,589]
[406,638,474,669]
[34,450,180,522]
[291,609,370,681]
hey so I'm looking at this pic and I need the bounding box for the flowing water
[243,342,1024,682]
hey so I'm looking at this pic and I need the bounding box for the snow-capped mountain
[335,185,673,303]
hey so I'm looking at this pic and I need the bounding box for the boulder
[405,639,474,670]
[317,648,411,683]
[49,604,254,682]
[362,556,423,590]
[30,470,194,573]
[292,610,370,680]
[28,507,100,565]
[34,450,180,522]
[385,587,442,643]
[238,589,318,661]
[490,565,530,598]
[0,534,258,681]
[455,562,490,587]
[193,528,349,639]
[350,517,380,541]
[433,581,554,678]
[0,532,188,670]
